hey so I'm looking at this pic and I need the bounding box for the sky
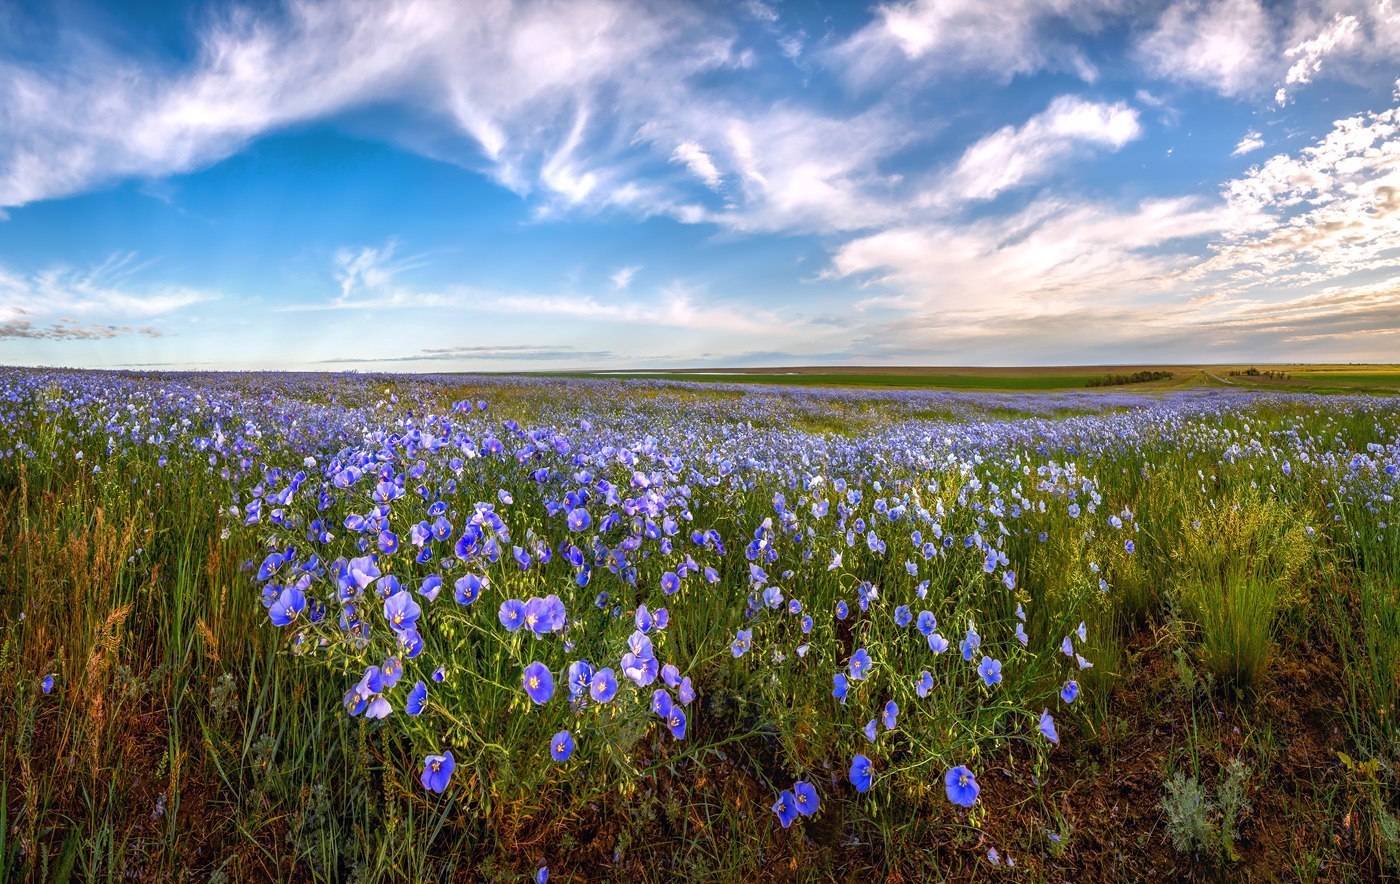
[0,0,1398,370]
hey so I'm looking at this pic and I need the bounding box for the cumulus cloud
[1202,106,1400,291]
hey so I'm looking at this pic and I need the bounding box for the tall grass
[1,373,1397,878]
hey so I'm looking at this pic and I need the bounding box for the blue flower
[1038,709,1059,745]
[499,599,526,631]
[835,600,849,620]
[731,629,753,658]
[960,628,981,661]
[1060,680,1079,703]
[916,670,933,697]
[269,586,307,626]
[418,575,442,601]
[382,590,421,632]
[664,702,687,739]
[1014,622,1029,646]
[916,610,936,636]
[773,790,798,828]
[863,719,878,742]
[421,750,455,793]
[567,507,591,531]
[453,573,482,606]
[551,730,575,762]
[792,781,819,816]
[42,675,54,694]
[832,672,849,703]
[590,668,619,703]
[568,660,595,700]
[848,648,871,680]
[406,681,427,716]
[522,661,555,705]
[893,605,912,627]
[431,667,445,683]
[927,632,949,654]
[849,754,873,792]
[882,699,898,730]
[945,765,979,807]
[977,656,1003,687]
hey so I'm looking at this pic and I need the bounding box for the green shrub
[1172,497,1313,693]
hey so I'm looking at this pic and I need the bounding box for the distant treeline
[1230,367,1291,380]
[1086,370,1175,388]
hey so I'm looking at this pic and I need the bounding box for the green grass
[1,373,1398,880]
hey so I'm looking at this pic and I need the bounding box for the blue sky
[1,0,1398,370]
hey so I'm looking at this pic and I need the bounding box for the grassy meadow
[2,368,1399,881]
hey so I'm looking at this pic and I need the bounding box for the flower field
[3,368,1399,880]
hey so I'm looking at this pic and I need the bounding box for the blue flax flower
[792,781,819,816]
[523,661,555,705]
[850,754,873,792]
[848,648,871,680]
[977,656,1003,687]
[773,790,798,828]
[945,765,979,807]
[421,751,455,793]
[406,681,427,716]
[551,730,575,762]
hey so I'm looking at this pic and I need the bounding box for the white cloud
[829,196,1237,318]
[943,96,1140,201]
[610,265,641,290]
[1277,12,1360,105]
[0,252,212,334]
[1200,106,1400,292]
[485,283,785,334]
[0,0,736,213]
[670,141,724,189]
[1232,130,1265,156]
[1136,0,1274,97]
[836,0,1123,85]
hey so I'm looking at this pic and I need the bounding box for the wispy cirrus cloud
[0,252,212,339]
[941,96,1140,202]
[835,0,1122,86]
[0,318,162,340]
[318,344,615,364]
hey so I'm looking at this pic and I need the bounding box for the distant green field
[537,365,1400,395]
[560,371,1103,391]
[1288,370,1400,386]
